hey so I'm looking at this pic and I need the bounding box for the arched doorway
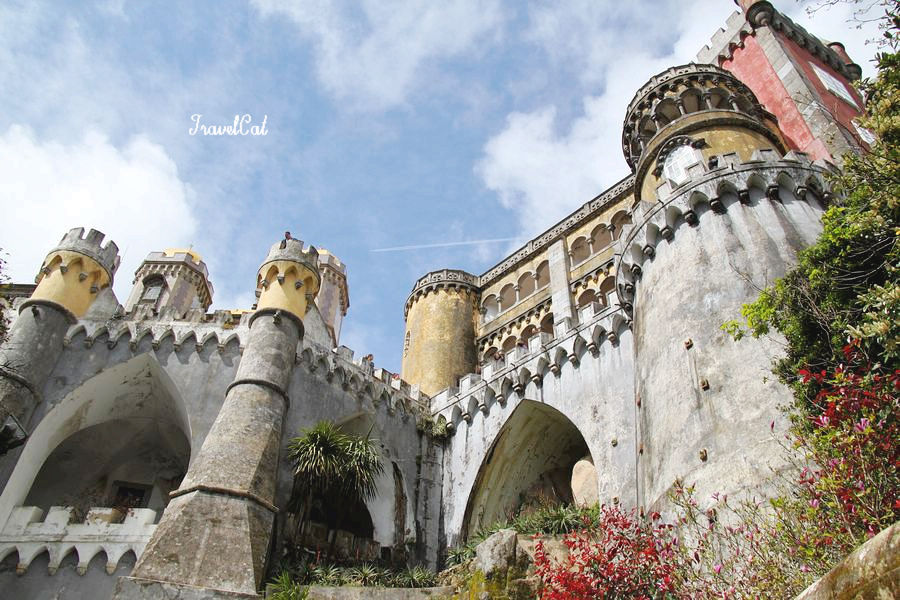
[0,353,192,528]
[462,400,594,538]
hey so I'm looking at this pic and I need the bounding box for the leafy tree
[287,420,383,555]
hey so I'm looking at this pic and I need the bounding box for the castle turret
[119,236,319,597]
[314,248,349,347]
[617,64,830,511]
[402,269,479,397]
[700,1,866,161]
[0,228,119,453]
[124,248,214,316]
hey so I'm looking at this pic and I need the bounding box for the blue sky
[0,0,882,374]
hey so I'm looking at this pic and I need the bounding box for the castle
[0,2,868,598]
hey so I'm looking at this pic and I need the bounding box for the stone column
[548,239,574,328]
[0,228,119,454]
[116,237,320,599]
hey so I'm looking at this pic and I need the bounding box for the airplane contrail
[370,238,519,253]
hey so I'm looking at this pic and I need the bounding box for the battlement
[260,237,319,272]
[695,5,860,80]
[0,505,156,575]
[404,269,479,318]
[59,313,429,423]
[316,248,346,273]
[431,301,629,434]
[615,148,834,313]
[622,63,773,172]
[49,227,121,280]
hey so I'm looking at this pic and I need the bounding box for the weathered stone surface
[795,521,900,600]
[125,491,273,596]
[473,528,518,577]
[114,575,258,599]
[571,456,599,507]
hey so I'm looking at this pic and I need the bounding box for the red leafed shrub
[533,505,678,600]
[793,344,899,547]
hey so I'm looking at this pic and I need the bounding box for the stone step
[306,586,455,599]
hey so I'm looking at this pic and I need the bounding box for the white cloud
[478,0,736,238]
[0,125,197,303]
[250,0,504,110]
[477,0,884,240]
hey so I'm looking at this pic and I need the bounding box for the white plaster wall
[439,326,636,547]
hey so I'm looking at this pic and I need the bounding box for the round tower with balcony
[401,269,479,397]
[617,63,832,512]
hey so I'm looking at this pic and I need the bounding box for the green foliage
[445,503,604,567]
[266,570,308,600]
[269,563,437,589]
[287,421,384,509]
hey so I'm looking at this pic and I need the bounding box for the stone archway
[461,400,594,539]
[0,353,192,528]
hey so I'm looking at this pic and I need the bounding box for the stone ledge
[306,586,454,599]
[795,521,899,600]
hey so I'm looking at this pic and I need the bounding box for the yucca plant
[266,571,308,600]
[287,421,384,556]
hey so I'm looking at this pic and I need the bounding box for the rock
[474,528,518,576]
[571,456,598,506]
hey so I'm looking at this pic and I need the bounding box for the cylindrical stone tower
[618,64,830,512]
[401,269,479,397]
[0,228,119,452]
[119,237,320,598]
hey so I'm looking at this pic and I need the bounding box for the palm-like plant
[287,421,384,554]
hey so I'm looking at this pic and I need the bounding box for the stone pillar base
[118,491,274,598]
[114,576,260,599]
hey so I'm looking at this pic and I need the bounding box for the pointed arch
[461,400,593,538]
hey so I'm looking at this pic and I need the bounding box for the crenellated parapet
[0,505,156,576]
[28,228,121,320]
[431,302,630,435]
[614,149,834,314]
[697,3,861,81]
[256,237,321,320]
[622,63,781,183]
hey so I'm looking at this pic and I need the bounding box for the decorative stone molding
[431,304,630,434]
[478,177,634,288]
[622,64,773,171]
[696,4,861,82]
[0,506,156,576]
[614,150,834,312]
[404,269,479,318]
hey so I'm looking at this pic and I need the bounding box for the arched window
[570,237,590,265]
[482,295,500,322]
[590,225,612,253]
[517,272,536,300]
[663,144,700,186]
[499,284,516,312]
[140,276,166,308]
[540,313,554,335]
[535,261,550,289]
[577,289,597,308]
